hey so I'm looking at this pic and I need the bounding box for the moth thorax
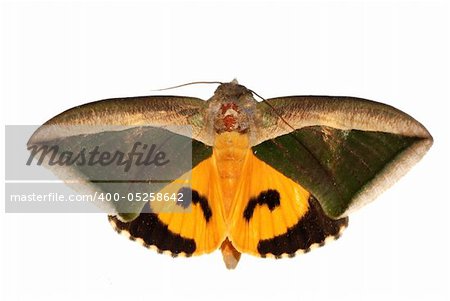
[214,102,249,133]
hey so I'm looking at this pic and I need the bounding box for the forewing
[28,96,212,221]
[253,96,433,218]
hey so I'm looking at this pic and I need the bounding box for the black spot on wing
[176,187,192,209]
[176,187,212,222]
[257,195,348,257]
[243,189,281,222]
[108,202,196,255]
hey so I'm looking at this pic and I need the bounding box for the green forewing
[27,95,212,222]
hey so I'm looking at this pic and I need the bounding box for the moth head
[209,80,257,133]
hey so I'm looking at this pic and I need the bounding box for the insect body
[29,80,433,269]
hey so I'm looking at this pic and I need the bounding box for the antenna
[249,89,296,132]
[151,81,224,92]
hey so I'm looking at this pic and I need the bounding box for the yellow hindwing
[228,152,311,257]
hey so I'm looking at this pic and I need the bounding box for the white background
[1,0,449,300]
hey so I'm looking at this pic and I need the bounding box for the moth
[28,80,433,269]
